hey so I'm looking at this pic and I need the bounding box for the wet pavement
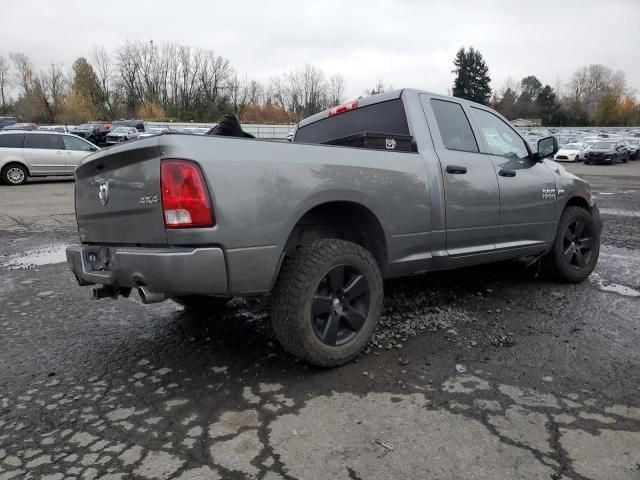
[1,165,639,480]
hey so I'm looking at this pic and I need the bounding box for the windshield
[112,127,128,133]
[594,142,616,149]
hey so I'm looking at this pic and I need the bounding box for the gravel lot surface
[0,163,639,479]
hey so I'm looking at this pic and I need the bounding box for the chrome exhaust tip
[138,287,168,304]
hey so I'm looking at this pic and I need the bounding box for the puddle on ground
[1,244,68,270]
[599,208,640,217]
[589,273,640,298]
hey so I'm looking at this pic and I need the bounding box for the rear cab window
[294,99,410,146]
[0,133,26,148]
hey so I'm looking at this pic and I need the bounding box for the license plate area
[85,247,112,272]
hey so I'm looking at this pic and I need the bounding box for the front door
[421,95,500,256]
[468,107,557,248]
[62,135,94,173]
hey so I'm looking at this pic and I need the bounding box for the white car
[105,127,139,144]
[554,142,589,162]
[0,131,99,185]
[138,127,171,139]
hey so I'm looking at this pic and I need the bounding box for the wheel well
[564,196,590,211]
[283,201,388,274]
[2,162,30,176]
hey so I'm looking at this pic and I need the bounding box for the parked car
[0,116,17,130]
[106,126,140,144]
[38,125,70,133]
[66,89,601,366]
[622,139,639,160]
[584,140,627,165]
[2,122,38,131]
[70,123,110,144]
[111,119,145,132]
[554,142,589,162]
[138,127,172,139]
[0,131,99,185]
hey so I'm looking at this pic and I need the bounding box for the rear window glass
[294,99,410,144]
[24,134,61,149]
[430,99,478,153]
[0,133,25,148]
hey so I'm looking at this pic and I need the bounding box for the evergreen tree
[535,85,559,125]
[451,47,492,105]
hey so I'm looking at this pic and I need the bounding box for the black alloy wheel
[311,265,370,346]
[562,218,595,269]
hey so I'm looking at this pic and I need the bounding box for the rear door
[22,133,66,175]
[468,107,556,248]
[62,135,94,173]
[420,95,500,255]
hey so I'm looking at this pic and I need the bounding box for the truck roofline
[296,88,494,130]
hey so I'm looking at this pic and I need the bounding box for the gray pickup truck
[66,89,601,366]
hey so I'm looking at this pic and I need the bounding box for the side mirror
[535,136,558,160]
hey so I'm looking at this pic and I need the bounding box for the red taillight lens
[328,100,358,117]
[161,160,214,228]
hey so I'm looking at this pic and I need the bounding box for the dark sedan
[584,141,627,165]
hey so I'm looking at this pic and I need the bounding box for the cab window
[470,108,529,159]
[430,99,478,153]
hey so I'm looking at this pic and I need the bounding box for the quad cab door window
[469,107,556,248]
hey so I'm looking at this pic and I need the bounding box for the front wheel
[2,163,28,185]
[544,206,600,282]
[271,239,383,367]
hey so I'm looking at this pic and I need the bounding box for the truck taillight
[161,160,215,228]
[328,100,358,117]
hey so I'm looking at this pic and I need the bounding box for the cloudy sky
[2,0,639,99]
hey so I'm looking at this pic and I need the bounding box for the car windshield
[112,127,128,133]
[626,139,638,145]
[594,142,616,149]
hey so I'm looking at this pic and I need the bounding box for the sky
[2,0,640,100]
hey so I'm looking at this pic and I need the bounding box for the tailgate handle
[499,168,517,177]
[446,165,467,174]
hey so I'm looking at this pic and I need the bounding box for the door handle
[499,168,516,177]
[56,150,65,154]
[446,165,467,174]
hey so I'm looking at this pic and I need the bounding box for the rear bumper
[66,245,228,295]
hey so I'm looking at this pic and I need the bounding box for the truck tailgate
[74,139,167,245]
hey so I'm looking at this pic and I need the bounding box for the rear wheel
[544,206,600,282]
[2,163,28,185]
[173,295,232,312]
[271,239,383,367]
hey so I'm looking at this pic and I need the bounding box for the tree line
[452,47,639,126]
[0,41,350,124]
[0,41,638,126]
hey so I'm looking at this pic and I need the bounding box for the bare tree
[91,45,119,119]
[10,52,34,96]
[328,74,346,106]
[0,55,10,109]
